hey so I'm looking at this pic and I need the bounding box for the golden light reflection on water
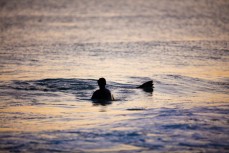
[0,1,229,152]
[90,144,143,152]
[0,104,140,132]
[1,58,228,82]
[2,89,228,133]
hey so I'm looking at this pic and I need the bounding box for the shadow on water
[92,99,112,106]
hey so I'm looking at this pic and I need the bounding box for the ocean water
[0,0,229,152]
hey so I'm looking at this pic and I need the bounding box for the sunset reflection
[0,0,229,152]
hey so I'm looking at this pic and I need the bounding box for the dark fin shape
[137,81,154,92]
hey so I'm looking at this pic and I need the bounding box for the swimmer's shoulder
[91,89,100,99]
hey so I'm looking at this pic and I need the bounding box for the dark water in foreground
[1,0,229,152]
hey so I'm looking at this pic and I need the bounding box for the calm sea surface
[0,0,229,152]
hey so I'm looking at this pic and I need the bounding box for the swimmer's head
[98,78,106,88]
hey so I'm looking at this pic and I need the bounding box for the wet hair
[98,78,106,87]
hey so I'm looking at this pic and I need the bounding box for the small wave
[4,75,228,100]
[11,78,96,92]
[127,108,146,111]
[156,74,229,95]
[162,123,199,130]
[0,78,152,103]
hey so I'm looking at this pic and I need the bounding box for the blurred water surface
[0,0,229,152]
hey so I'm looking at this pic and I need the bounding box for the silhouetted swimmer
[91,78,114,101]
